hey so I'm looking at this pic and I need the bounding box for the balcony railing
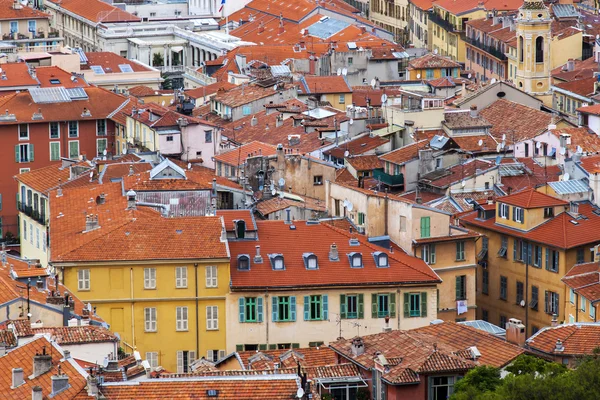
[464,36,508,61]
[17,202,46,224]
[373,169,405,187]
[184,67,217,86]
[429,12,461,32]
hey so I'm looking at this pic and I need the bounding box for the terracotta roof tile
[480,99,552,142]
[577,103,600,116]
[299,75,352,94]
[82,52,152,73]
[421,159,495,188]
[554,76,596,98]
[409,0,434,10]
[214,141,278,166]
[31,325,118,345]
[35,66,89,89]
[216,209,257,232]
[324,135,388,158]
[0,329,17,348]
[47,0,139,22]
[0,0,49,19]
[127,86,157,97]
[443,110,492,129]
[255,194,327,216]
[345,155,382,171]
[497,188,568,208]
[0,63,38,88]
[498,158,562,192]
[236,347,337,369]
[549,127,600,154]
[562,262,600,302]
[213,84,292,108]
[99,162,153,183]
[379,140,425,165]
[15,162,94,194]
[527,324,600,356]
[427,77,456,88]
[408,53,461,69]
[185,81,237,100]
[434,0,523,15]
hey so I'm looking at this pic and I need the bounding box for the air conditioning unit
[356,226,365,234]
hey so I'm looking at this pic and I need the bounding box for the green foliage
[152,53,164,67]
[161,75,173,90]
[356,388,370,400]
[505,354,566,376]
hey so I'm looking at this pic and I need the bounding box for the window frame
[49,142,61,161]
[175,266,188,288]
[68,121,79,138]
[49,122,60,139]
[18,124,29,141]
[144,307,157,332]
[309,295,323,320]
[237,255,251,270]
[349,252,363,268]
[77,269,90,291]
[500,276,507,300]
[144,267,157,289]
[455,241,465,261]
[205,265,218,287]
[206,305,219,330]
[176,306,189,331]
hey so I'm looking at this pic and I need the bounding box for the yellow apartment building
[298,75,352,111]
[460,189,600,336]
[49,182,230,372]
[562,262,599,324]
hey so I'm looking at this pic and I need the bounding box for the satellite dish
[20,0,28,6]
[416,73,421,79]
[502,134,506,141]
[343,199,349,208]
[496,143,502,152]
[381,94,388,104]
[342,67,347,76]
[278,177,285,187]
[344,150,350,157]
[349,118,354,125]
[346,201,354,211]
[560,147,566,156]
[161,100,166,106]
[297,388,305,399]
[536,141,542,149]
[337,68,342,76]
[70,75,75,81]
[170,99,174,105]
[122,147,127,155]
[478,139,483,147]
[461,180,466,188]
[271,189,277,196]
[468,73,472,79]
[563,173,570,181]
[187,162,192,170]
[576,145,583,154]
[103,149,107,156]
[370,78,376,89]
[491,78,497,84]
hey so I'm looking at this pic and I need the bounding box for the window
[570,287,576,304]
[513,206,524,223]
[146,352,158,368]
[205,130,212,143]
[429,376,456,400]
[399,216,407,232]
[530,285,539,310]
[456,241,465,261]
[498,203,509,219]
[176,306,188,331]
[348,57,353,64]
[304,295,328,321]
[455,275,466,300]
[591,304,596,320]
[403,292,425,318]
[144,307,157,331]
[144,268,157,289]
[500,276,507,300]
[534,245,542,267]
[238,255,250,270]
[166,136,174,142]
[340,294,362,319]
[358,212,365,225]
[374,252,388,268]
[581,296,586,312]
[175,266,187,288]
[97,139,107,156]
[544,207,554,218]
[349,253,363,268]
[535,36,544,63]
[9,21,17,33]
[304,254,318,269]
[420,216,430,238]
[68,121,78,137]
[18,124,29,140]
[29,222,32,244]
[500,315,507,329]
[313,175,323,185]
[421,244,436,264]
[97,119,106,136]
[519,36,524,62]
[426,68,434,78]
[48,122,59,139]
[482,269,489,295]
[206,306,219,330]
[176,350,196,373]
[577,248,585,264]
[68,141,79,158]
[207,350,226,362]
[516,281,524,304]
[546,248,559,273]
[339,94,345,104]
[273,296,296,322]
[235,220,246,238]
[242,105,252,116]
[50,142,60,161]
[545,291,559,315]
[205,265,217,287]
[498,236,508,258]
[77,269,90,290]
[239,297,263,323]
[270,254,285,270]
[15,144,34,163]
[436,158,443,169]
[28,20,36,32]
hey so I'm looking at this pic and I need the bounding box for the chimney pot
[329,243,339,261]
[351,337,364,356]
[470,105,478,118]
[254,245,263,263]
[126,189,137,210]
[33,352,52,378]
[32,386,43,400]
[12,368,24,388]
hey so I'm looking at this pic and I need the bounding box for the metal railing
[464,37,508,61]
[17,202,46,224]
[373,169,405,187]
[429,12,461,32]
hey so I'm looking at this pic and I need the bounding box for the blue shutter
[290,296,296,321]
[322,295,328,320]
[15,145,19,163]
[29,144,34,162]
[545,248,549,270]
[238,298,245,323]
[257,297,263,322]
[272,296,278,322]
[303,296,310,320]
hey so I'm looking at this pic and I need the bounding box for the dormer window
[348,252,363,268]
[235,220,246,239]
[303,253,318,270]
[498,203,509,219]
[373,252,389,268]
[238,255,250,270]
[513,207,524,224]
[269,254,285,270]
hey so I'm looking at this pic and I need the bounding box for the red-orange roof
[31,325,118,345]
[47,0,140,22]
[434,0,523,15]
[408,53,461,69]
[185,81,237,100]
[345,155,382,171]
[480,99,552,142]
[0,0,49,19]
[562,262,600,303]
[217,209,257,232]
[527,324,600,356]
[36,66,89,88]
[299,75,352,94]
[325,134,389,159]
[577,103,600,116]
[555,76,596,98]
[236,347,337,369]
[83,52,152,73]
[0,63,38,88]
[497,188,568,208]
[214,141,278,166]
[379,140,426,165]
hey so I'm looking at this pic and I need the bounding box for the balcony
[429,12,461,33]
[184,67,217,86]
[17,202,46,225]
[373,169,405,188]
[464,37,508,61]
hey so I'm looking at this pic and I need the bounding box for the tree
[451,366,502,400]
[505,354,566,376]
[152,53,164,67]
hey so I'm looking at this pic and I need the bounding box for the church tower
[515,0,552,103]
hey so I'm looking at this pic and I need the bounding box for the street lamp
[16,278,32,320]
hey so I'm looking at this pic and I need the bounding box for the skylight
[118,64,134,73]
[90,65,105,74]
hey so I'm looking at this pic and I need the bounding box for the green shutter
[257,297,263,322]
[358,294,364,319]
[259,344,267,351]
[544,290,549,313]
[322,295,328,320]
[545,248,549,270]
[29,144,34,162]
[292,343,300,349]
[238,297,245,323]
[235,344,243,352]
[421,292,427,317]
[340,294,347,319]
[290,296,296,321]
[456,276,461,300]
[268,344,277,350]
[431,245,436,264]
[404,293,410,318]
[304,296,310,320]
[15,145,19,163]
[272,296,278,322]
[389,293,396,318]
[371,294,378,318]
[514,239,518,260]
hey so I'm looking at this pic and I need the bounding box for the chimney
[285,208,292,224]
[84,214,100,232]
[254,245,263,263]
[461,82,467,97]
[470,104,478,118]
[251,116,258,126]
[50,367,69,396]
[129,165,134,176]
[566,59,575,72]
[351,337,364,357]
[63,350,71,359]
[62,304,71,327]
[33,348,53,378]
[555,339,565,352]
[258,21,264,33]
[505,318,526,346]
[278,13,284,34]
[127,189,137,210]
[32,386,43,400]
[86,374,99,397]
[0,342,6,356]
[12,368,24,388]
[551,314,558,327]
[329,243,339,261]
[97,193,106,205]
[276,114,283,128]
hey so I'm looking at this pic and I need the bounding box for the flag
[219,0,225,12]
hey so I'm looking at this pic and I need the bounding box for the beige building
[80,52,162,91]
[0,2,62,53]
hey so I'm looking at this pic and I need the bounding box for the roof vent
[349,238,360,246]
[351,337,364,357]
[207,389,219,397]
[11,368,24,388]
[329,243,339,261]
[32,108,43,120]
[254,245,263,263]
[81,107,92,117]
[555,339,564,352]
[127,189,137,210]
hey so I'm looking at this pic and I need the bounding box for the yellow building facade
[428,5,487,61]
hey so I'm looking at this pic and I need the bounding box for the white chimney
[12,368,24,388]
[254,245,263,263]
[329,244,339,261]
[32,386,43,400]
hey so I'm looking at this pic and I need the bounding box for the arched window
[269,254,285,270]
[519,36,524,62]
[238,255,250,270]
[235,220,246,239]
[348,252,363,268]
[535,36,544,63]
[304,253,318,270]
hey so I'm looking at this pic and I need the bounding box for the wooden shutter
[15,145,19,163]
[29,144,34,162]
[371,294,378,318]
[420,292,427,317]
[219,350,226,360]
[389,293,396,318]
[235,344,243,352]
[340,294,347,319]
[456,276,461,300]
[544,291,549,313]
[176,307,182,330]
[303,296,310,320]
[431,245,436,264]
[322,295,328,320]
[272,296,278,322]
[207,350,214,361]
[257,297,263,322]
[358,294,364,319]
[268,344,277,350]
[176,351,183,373]
[238,298,245,322]
[403,293,409,318]
[545,248,549,270]
[290,296,296,321]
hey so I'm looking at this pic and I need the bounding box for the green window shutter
[431,245,436,264]
[259,344,267,351]
[292,343,300,349]
[358,294,364,319]
[521,209,525,224]
[371,293,378,318]
[389,293,396,318]
[455,276,461,300]
[404,293,410,318]
[29,144,34,162]
[257,297,263,322]
[268,344,277,350]
[303,296,310,320]
[420,292,427,317]
[15,145,19,163]
[272,296,278,322]
[322,295,328,320]
[514,239,518,260]
[290,296,296,321]
[235,344,243,352]
[545,248,549,270]
[238,297,245,323]
[340,294,347,319]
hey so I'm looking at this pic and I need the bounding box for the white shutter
[182,267,187,287]
[176,307,182,330]
[206,306,212,330]
[145,308,156,331]
[206,266,217,287]
[176,267,182,288]
[152,308,157,331]
[177,351,183,373]
[207,350,214,361]
[189,351,196,364]
[213,306,218,330]
[145,308,151,331]
[219,350,226,360]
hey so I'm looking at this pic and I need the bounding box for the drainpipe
[130,268,135,349]
[575,293,579,322]
[384,189,389,236]
[195,263,199,357]
[265,292,269,347]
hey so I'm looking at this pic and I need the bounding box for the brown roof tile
[555,76,596,98]
[83,52,152,73]
[47,0,139,22]
[480,99,552,142]
[379,140,425,165]
[345,155,382,171]
[527,324,600,356]
[408,53,461,69]
[214,141,278,166]
[299,75,351,94]
[497,188,568,208]
[562,262,600,303]
[31,325,118,345]
[324,135,389,158]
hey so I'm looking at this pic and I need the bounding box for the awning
[316,376,368,390]
[171,46,184,53]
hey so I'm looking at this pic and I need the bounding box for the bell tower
[515,0,552,103]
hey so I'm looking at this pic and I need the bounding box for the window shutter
[545,248,549,270]
[15,145,19,163]
[340,294,347,319]
[371,294,378,318]
[431,245,436,264]
[29,144,34,162]
[521,209,525,224]
[322,295,328,320]
[257,297,263,322]
[421,246,425,261]
[189,351,196,364]
[268,344,277,350]
[544,290,549,313]
[238,298,245,322]
[177,351,183,374]
[219,350,225,359]
[207,350,214,361]
[272,296,278,322]
[358,294,364,319]
[176,307,181,330]
[204,266,209,286]
[183,307,188,330]
[303,296,310,320]
[290,296,296,321]
[259,344,267,351]
[389,293,396,318]
[555,252,559,271]
[235,344,243,352]
[404,293,409,318]
[420,292,428,317]
[555,294,559,315]
[455,276,461,300]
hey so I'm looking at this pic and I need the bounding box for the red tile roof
[185,81,237,100]
[30,325,118,345]
[15,162,94,194]
[0,63,39,88]
[122,166,241,191]
[0,329,17,348]
[345,155,382,171]
[555,76,596,98]
[552,57,598,82]
[236,347,337,369]
[527,324,600,356]
[577,103,600,116]
[299,75,352,94]
[497,188,568,208]
[480,99,552,142]
[83,52,152,73]
[324,134,389,159]
[562,262,600,303]
[379,140,426,165]
[213,84,292,107]
[408,53,461,69]
[0,0,49,19]
[427,77,456,88]
[422,159,495,188]
[127,86,157,97]
[216,209,257,232]
[214,141,278,166]
[434,0,523,15]
[99,162,153,183]
[229,220,440,289]
[409,0,434,10]
[577,155,600,174]
[498,158,562,192]
[255,194,327,216]
[549,127,600,154]
[47,0,140,22]
[36,66,89,89]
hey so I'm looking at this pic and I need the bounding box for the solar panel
[270,65,291,77]
[67,87,88,100]
[72,47,88,64]
[29,87,71,104]
[118,64,134,73]
[90,65,105,75]
[308,18,350,39]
